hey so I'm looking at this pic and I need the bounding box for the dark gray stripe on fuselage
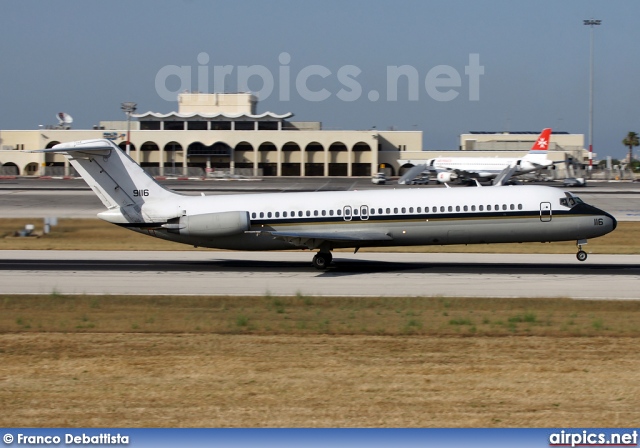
[249,207,598,227]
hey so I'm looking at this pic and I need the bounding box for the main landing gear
[312,251,333,270]
[576,239,588,262]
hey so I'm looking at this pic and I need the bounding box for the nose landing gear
[576,239,588,262]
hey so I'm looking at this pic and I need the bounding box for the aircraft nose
[606,211,618,231]
[573,202,617,232]
[594,207,617,232]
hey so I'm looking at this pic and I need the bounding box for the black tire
[312,253,330,270]
[576,250,587,262]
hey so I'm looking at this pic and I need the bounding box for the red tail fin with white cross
[529,128,552,153]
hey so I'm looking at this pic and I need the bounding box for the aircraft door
[360,205,369,220]
[540,202,552,222]
[343,205,352,221]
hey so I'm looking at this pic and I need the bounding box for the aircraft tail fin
[528,128,552,152]
[522,128,552,163]
[34,139,177,221]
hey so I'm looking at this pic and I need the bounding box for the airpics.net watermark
[154,52,484,103]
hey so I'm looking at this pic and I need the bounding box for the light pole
[121,102,137,157]
[584,19,601,174]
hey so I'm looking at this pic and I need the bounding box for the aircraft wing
[247,229,393,249]
[397,164,428,184]
[529,160,562,169]
[492,163,519,186]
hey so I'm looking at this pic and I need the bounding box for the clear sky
[1,0,639,159]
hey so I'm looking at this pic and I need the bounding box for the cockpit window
[560,192,584,208]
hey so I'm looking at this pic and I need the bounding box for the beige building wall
[0,128,422,177]
[177,93,257,115]
[1,126,588,178]
[460,132,584,151]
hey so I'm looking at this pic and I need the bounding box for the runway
[2,250,639,299]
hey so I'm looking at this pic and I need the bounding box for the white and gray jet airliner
[424,128,557,183]
[36,139,616,269]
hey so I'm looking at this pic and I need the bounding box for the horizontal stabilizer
[30,140,114,154]
[30,139,176,216]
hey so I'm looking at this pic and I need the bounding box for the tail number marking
[594,218,604,226]
[133,189,149,197]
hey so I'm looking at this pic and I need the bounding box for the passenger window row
[251,209,344,219]
[250,204,524,219]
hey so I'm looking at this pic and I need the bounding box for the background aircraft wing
[397,164,428,185]
[492,163,519,186]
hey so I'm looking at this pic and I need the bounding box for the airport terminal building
[0,93,587,178]
[0,93,420,178]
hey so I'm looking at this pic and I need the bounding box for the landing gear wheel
[576,250,587,262]
[312,252,332,270]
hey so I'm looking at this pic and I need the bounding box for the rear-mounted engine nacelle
[164,211,250,237]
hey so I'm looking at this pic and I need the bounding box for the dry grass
[0,218,638,253]
[1,333,638,427]
[3,295,640,336]
[0,218,183,251]
[1,295,640,427]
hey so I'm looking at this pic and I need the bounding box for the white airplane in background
[35,139,616,269]
[426,128,556,183]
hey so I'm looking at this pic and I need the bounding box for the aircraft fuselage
[123,186,615,252]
